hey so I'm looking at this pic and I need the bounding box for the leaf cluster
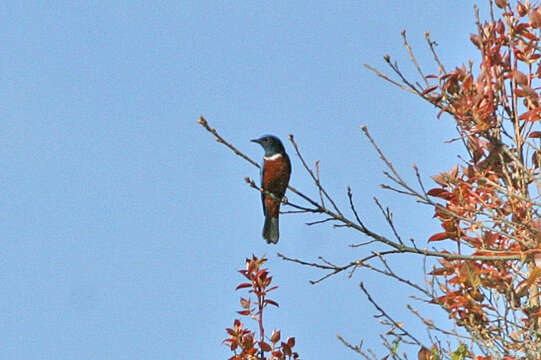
[223,255,300,360]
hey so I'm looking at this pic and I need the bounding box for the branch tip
[198,115,207,125]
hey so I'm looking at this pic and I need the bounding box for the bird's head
[251,135,286,157]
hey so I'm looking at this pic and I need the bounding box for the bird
[251,135,291,244]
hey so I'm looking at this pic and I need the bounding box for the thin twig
[347,186,367,230]
[364,63,419,95]
[385,56,422,95]
[315,160,325,207]
[374,197,404,245]
[198,116,260,168]
[360,282,424,347]
[361,125,414,194]
[306,218,335,226]
[424,31,446,74]
[350,239,377,248]
[401,30,429,88]
[288,134,343,216]
[336,335,373,360]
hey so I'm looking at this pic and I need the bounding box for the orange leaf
[519,108,541,122]
[418,347,435,360]
[495,0,507,9]
[514,70,528,86]
[431,175,446,186]
[271,330,281,344]
[429,267,454,276]
[526,267,541,287]
[240,297,251,309]
[522,30,539,41]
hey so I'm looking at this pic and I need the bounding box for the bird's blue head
[251,135,286,157]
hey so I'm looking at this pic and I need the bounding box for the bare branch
[347,186,367,230]
[288,134,343,216]
[401,29,429,88]
[374,197,404,245]
[364,63,419,95]
[198,116,260,168]
[360,282,424,347]
[424,31,446,74]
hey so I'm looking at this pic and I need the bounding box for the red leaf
[429,232,451,242]
[519,108,541,122]
[427,188,454,199]
[515,88,528,97]
[237,310,251,315]
[287,337,295,348]
[235,283,252,290]
[264,299,280,307]
[529,131,541,138]
[255,269,268,279]
[281,343,292,356]
[260,341,272,352]
[421,85,439,96]
[470,34,481,48]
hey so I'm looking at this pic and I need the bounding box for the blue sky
[2,1,480,359]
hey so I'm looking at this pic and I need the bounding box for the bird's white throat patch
[264,153,283,161]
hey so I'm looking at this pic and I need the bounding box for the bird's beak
[251,138,262,144]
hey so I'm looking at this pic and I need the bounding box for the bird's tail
[263,215,279,244]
